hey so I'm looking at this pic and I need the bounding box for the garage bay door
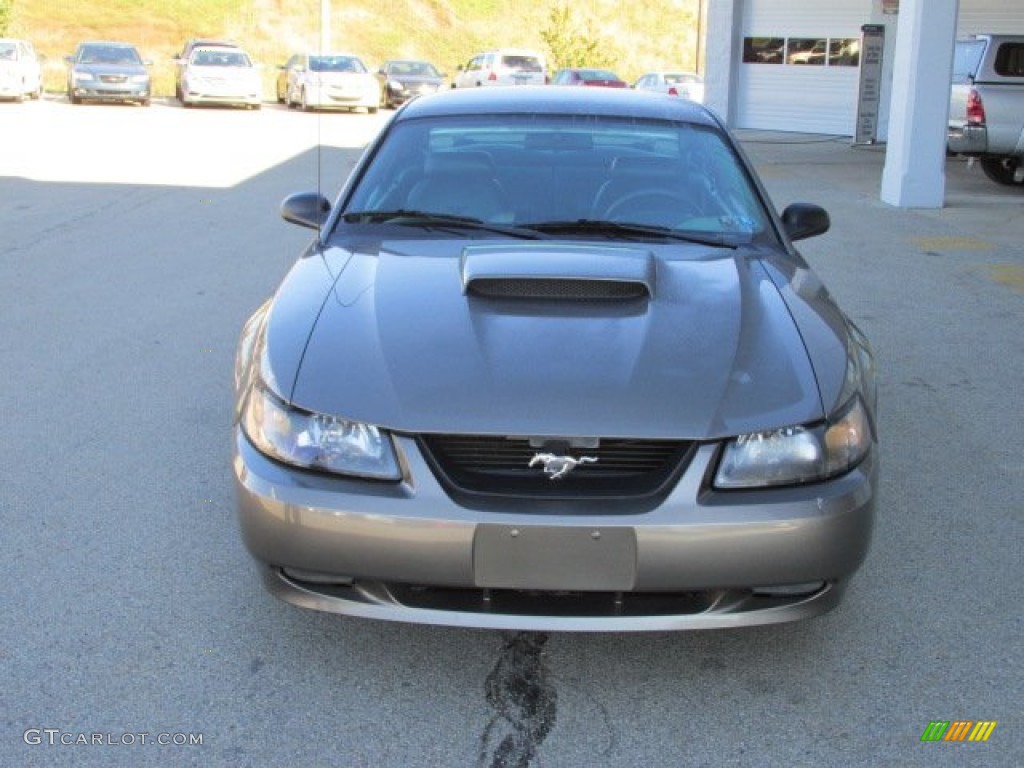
[736,0,869,135]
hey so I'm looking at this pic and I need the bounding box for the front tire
[979,157,1024,186]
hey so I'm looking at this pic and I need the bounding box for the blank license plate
[473,524,636,591]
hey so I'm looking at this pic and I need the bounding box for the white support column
[880,0,959,208]
[703,0,743,127]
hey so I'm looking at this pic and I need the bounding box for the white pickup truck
[947,33,1024,186]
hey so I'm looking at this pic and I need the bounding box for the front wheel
[979,157,1024,186]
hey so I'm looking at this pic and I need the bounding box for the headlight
[242,382,401,480]
[714,397,872,489]
[387,79,403,92]
[130,74,149,84]
[73,71,94,81]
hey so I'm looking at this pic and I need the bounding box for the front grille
[100,75,127,83]
[419,434,694,501]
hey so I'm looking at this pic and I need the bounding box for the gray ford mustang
[233,87,878,631]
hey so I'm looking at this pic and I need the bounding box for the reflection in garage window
[787,38,827,66]
[829,39,860,67]
[743,37,785,64]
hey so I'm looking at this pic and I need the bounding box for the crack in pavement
[478,632,557,768]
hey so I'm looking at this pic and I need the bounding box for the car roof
[301,52,363,58]
[78,41,140,48]
[398,86,718,126]
[184,38,238,49]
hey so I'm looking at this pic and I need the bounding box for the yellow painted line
[983,264,1024,292]
[910,236,994,251]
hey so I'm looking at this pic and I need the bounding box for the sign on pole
[854,25,886,145]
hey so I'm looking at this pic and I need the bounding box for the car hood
[281,240,827,440]
[187,65,256,80]
[391,75,443,87]
[74,63,148,77]
[311,71,373,84]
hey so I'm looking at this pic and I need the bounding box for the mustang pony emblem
[528,453,598,480]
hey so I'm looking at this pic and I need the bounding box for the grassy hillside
[10,0,700,98]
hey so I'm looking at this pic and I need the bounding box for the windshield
[342,114,771,244]
[388,61,440,77]
[310,55,366,73]
[80,45,142,66]
[191,49,252,67]
[580,70,619,81]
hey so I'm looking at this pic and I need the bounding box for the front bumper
[70,84,149,102]
[302,84,377,109]
[183,82,260,107]
[235,429,876,631]
[386,83,442,106]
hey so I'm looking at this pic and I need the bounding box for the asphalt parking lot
[1,96,1021,768]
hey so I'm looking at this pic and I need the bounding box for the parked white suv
[453,49,547,88]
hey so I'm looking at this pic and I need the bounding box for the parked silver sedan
[234,87,878,631]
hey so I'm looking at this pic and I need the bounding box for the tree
[0,0,13,37]
[539,4,615,71]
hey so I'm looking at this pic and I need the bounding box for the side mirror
[64,55,74,64]
[281,192,331,230]
[781,203,830,241]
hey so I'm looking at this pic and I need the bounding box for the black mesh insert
[466,277,648,300]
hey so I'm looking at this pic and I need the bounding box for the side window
[994,43,1024,77]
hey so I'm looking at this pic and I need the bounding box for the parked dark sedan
[376,59,446,108]
[234,87,878,631]
[66,41,151,105]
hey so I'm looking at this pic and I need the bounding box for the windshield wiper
[521,219,739,248]
[342,209,542,239]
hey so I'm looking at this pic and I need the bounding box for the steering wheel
[602,189,705,226]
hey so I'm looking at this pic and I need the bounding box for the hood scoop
[461,244,655,300]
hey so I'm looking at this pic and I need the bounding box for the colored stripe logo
[921,721,997,742]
